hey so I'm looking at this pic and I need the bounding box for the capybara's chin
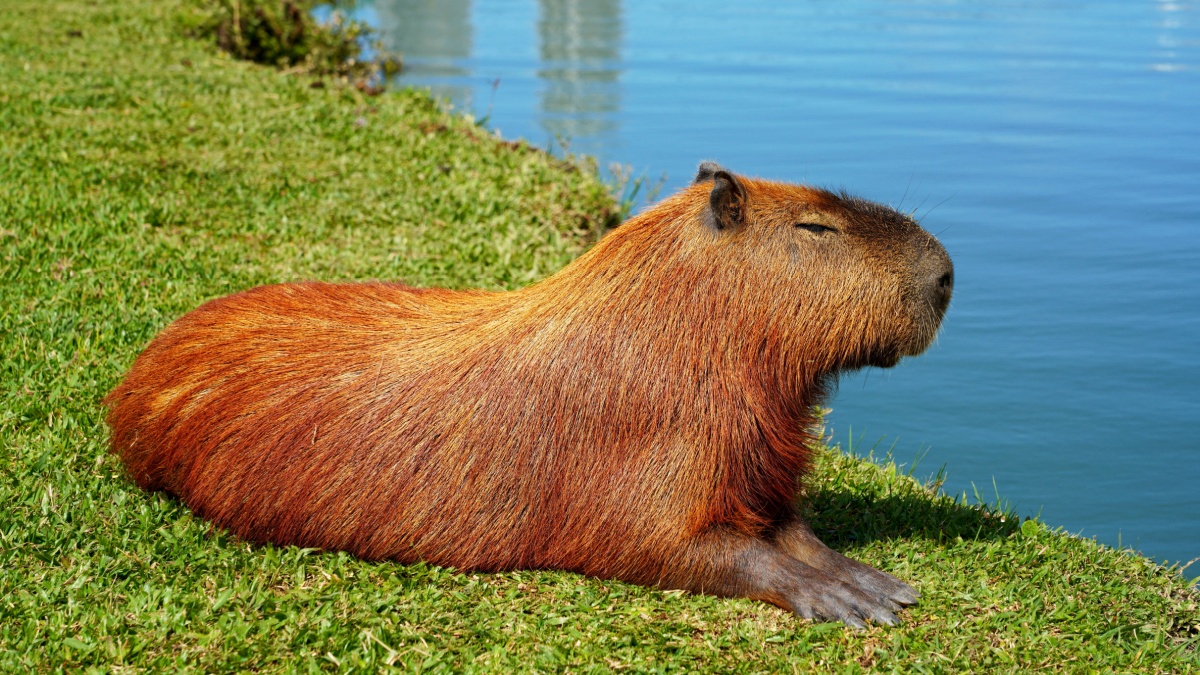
[869,350,904,369]
[105,161,952,628]
[897,310,949,364]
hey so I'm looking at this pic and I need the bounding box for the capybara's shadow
[803,480,1019,552]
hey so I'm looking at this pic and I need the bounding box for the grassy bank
[2,1,1197,671]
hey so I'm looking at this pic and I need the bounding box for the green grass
[2,1,1198,671]
[176,0,402,85]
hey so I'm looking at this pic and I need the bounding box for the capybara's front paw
[771,516,921,614]
[829,555,920,609]
[786,577,903,628]
[854,563,920,608]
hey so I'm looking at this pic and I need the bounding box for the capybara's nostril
[917,236,953,304]
[938,271,953,291]
[923,258,954,315]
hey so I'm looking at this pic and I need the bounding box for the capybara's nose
[920,244,954,315]
[933,268,953,312]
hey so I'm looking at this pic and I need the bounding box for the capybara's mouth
[873,353,903,369]
[875,319,944,368]
[866,345,908,369]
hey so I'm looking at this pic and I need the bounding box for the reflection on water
[374,0,474,106]
[537,0,622,147]
[1155,0,1193,72]
[372,0,622,153]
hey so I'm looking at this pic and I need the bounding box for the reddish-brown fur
[106,165,953,626]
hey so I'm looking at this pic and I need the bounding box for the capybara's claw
[891,581,921,606]
[849,567,917,607]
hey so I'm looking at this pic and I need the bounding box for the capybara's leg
[656,528,902,627]
[771,512,920,609]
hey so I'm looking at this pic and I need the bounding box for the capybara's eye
[795,223,838,234]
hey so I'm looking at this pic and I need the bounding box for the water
[353,0,1200,569]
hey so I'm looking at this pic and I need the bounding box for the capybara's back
[106,164,953,626]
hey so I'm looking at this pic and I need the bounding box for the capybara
[105,163,953,627]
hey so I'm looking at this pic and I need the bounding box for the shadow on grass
[804,485,1019,551]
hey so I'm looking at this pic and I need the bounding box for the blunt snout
[919,238,954,317]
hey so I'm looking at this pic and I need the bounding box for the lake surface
[353,0,1200,569]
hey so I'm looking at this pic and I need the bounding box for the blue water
[353,0,1200,569]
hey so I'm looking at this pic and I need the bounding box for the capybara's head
[694,162,952,370]
[608,162,954,375]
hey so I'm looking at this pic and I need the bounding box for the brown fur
[105,165,953,626]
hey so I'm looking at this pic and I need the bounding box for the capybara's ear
[694,161,726,183]
[708,169,747,231]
